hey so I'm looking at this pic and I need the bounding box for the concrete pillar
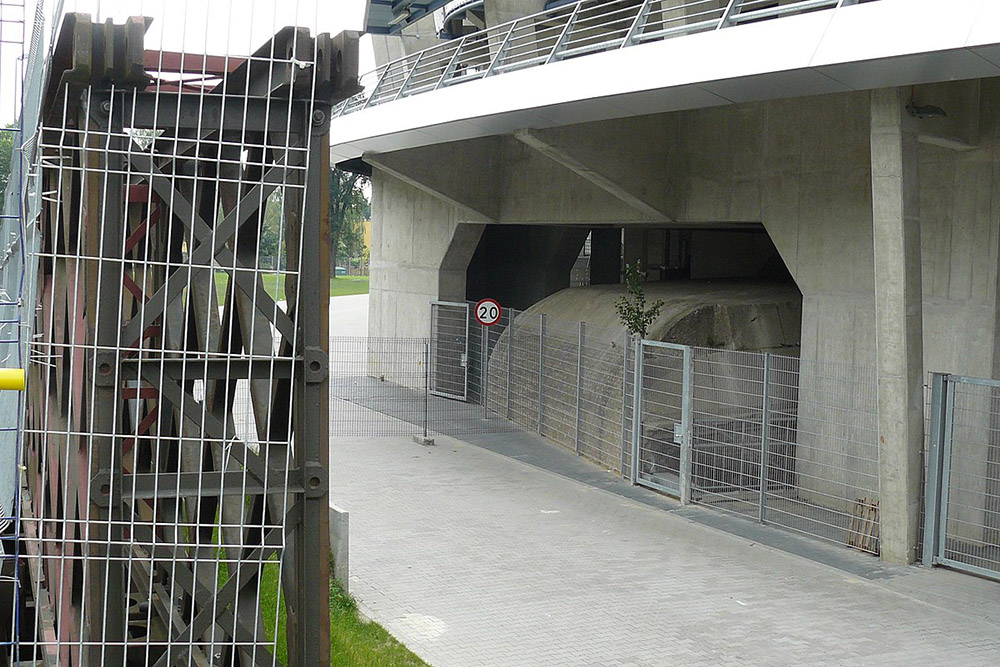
[483,0,547,27]
[589,228,622,285]
[870,88,924,565]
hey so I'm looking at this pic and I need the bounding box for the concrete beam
[513,129,674,222]
[870,87,925,565]
[365,137,503,222]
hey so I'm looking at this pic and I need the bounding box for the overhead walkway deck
[331,0,1000,163]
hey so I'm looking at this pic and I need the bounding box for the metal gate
[632,341,691,499]
[924,373,1000,580]
[430,301,470,401]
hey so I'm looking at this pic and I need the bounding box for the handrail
[335,0,878,117]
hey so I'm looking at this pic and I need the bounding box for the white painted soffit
[330,0,1000,163]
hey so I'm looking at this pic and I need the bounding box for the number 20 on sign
[475,298,502,326]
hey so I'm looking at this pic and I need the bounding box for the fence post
[621,332,630,478]
[538,313,546,433]
[631,337,644,485]
[424,342,430,439]
[575,321,584,455]
[679,346,693,505]
[506,310,513,420]
[758,352,772,524]
[482,321,489,418]
[922,372,949,565]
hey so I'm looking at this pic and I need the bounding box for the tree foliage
[615,261,664,339]
[0,123,17,212]
[329,168,370,269]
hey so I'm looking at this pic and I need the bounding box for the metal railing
[335,0,870,118]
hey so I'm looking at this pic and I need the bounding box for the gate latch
[673,424,685,444]
[461,353,468,368]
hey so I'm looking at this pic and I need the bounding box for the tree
[615,261,664,339]
[0,123,18,213]
[329,168,370,272]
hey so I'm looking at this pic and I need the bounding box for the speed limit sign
[475,298,502,326]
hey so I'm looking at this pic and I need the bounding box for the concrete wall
[369,170,483,339]
[366,80,1000,559]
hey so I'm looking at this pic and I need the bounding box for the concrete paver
[331,434,1000,666]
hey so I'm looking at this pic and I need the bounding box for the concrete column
[870,88,924,565]
[483,1,546,27]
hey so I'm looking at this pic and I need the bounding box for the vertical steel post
[936,378,958,564]
[631,338,644,485]
[294,106,333,667]
[621,332,630,478]
[679,346,693,505]
[424,342,430,438]
[482,321,489,418]
[538,313,546,433]
[88,91,126,665]
[922,373,948,565]
[575,321,584,455]
[758,353,772,524]
[506,311,513,420]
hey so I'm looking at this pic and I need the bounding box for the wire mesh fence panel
[577,326,629,476]
[935,378,1000,577]
[636,342,688,496]
[507,311,543,433]
[430,301,469,401]
[0,0,24,660]
[766,355,880,554]
[16,4,358,664]
[689,349,766,517]
[537,316,579,453]
[329,337,428,437]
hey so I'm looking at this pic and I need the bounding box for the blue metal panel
[365,0,451,35]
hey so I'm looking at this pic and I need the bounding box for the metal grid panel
[430,301,469,401]
[635,341,687,496]
[334,0,878,118]
[689,349,766,515]
[936,378,1000,577]
[0,0,24,660]
[15,5,358,664]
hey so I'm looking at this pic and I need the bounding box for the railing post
[435,37,469,90]
[393,51,426,101]
[631,337,644,485]
[621,0,655,48]
[484,20,519,78]
[758,352,772,523]
[717,0,742,29]
[538,313,546,433]
[922,373,949,565]
[361,64,393,109]
[546,1,584,64]
[575,321,584,455]
[679,345,693,505]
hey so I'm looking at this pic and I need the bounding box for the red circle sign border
[475,298,502,326]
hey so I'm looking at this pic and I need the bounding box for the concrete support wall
[870,88,925,565]
[369,169,483,338]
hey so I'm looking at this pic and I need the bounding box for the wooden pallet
[847,497,880,554]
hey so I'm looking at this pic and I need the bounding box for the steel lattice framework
[18,11,358,666]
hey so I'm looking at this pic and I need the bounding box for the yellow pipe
[0,369,25,391]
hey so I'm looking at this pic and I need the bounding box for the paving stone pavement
[330,434,1000,666]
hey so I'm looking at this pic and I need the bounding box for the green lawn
[214,272,369,303]
[217,552,427,666]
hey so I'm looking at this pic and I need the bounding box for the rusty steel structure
[16,10,358,665]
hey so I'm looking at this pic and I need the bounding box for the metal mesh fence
[924,375,1000,579]
[11,3,358,663]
